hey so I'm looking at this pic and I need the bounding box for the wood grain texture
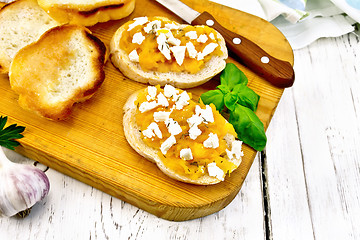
[0,0,293,221]
[191,11,295,88]
[265,33,360,239]
[0,149,266,240]
[1,17,359,240]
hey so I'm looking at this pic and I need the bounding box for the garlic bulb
[0,147,50,217]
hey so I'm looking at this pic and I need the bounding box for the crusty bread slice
[0,2,7,8]
[37,0,135,26]
[0,1,14,8]
[9,25,107,120]
[0,0,60,74]
[123,88,242,185]
[110,17,228,89]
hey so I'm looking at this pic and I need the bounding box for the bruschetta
[123,85,243,185]
[110,16,228,88]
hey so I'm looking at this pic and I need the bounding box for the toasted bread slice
[123,86,243,185]
[0,0,60,73]
[0,1,15,8]
[9,25,107,120]
[110,16,228,89]
[37,0,135,26]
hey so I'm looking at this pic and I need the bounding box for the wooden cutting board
[0,0,293,221]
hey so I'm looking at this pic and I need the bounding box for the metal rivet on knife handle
[261,56,270,64]
[233,38,241,45]
[191,11,295,88]
[206,19,214,26]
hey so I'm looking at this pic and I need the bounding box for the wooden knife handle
[191,11,295,88]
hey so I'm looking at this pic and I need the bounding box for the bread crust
[123,89,242,185]
[37,0,135,26]
[9,25,107,120]
[0,0,60,73]
[110,17,228,89]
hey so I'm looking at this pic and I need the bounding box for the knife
[154,0,295,88]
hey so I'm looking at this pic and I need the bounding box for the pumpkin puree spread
[135,85,243,181]
[120,16,223,74]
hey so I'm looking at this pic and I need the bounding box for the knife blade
[155,0,295,88]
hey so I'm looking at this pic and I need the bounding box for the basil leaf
[217,84,230,95]
[224,92,238,112]
[220,63,248,90]
[233,84,260,111]
[200,89,225,111]
[229,104,267,151]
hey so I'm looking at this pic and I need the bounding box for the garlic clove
[0,150,50,217]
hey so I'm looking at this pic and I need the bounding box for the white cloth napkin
[210,0,358,49]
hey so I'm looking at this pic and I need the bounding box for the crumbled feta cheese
[128,50,139,62]
[170,46,186,66]
[165,23,180,30]
[159,30,181,46]
[185,31,197,40]
[157,33,171,60]
[226,148,234,160]
[203,133,219,149]
[197,42,218,60]
[226,140,244,160]
[194,105,214,123]
[201,105,214,123]
[180,148,193,160]
[187,105,215,140]
[142,122,162,139]
[132,32,145,45]
[194,105,203,115]
[163,29,173,38]
[202,42,218,56]
[139,101,158,113]
[164,84,179,98]
[128,17,148,31]
[175,91,190,110]
[152,123,163,139]
[186,42,197,59]
[156,92,169,107]
[160,135,176,155]
[167,36,181,46]
[197,34,208,43]
[232,140,243,159]
[143,20,162,33]
[156,28,171,36]
[142,128,154,139]
[147,86,157,101]
[207,162,224,181]
[197,53,204,61]
[187,114,203,128]
[189,125,202,140]
[154,111,171,122]
[209,32,215,40]
[165,118,182,135]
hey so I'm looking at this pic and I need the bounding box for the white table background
[1,11,360,240]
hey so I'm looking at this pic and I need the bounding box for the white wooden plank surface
[0,150,266,240]
[1,20,360,240]
[264,89,314,240]
[265,33,360,240]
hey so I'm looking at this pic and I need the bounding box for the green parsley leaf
[0,116,25,150]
